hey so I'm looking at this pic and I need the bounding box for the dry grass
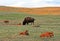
[0,6,60,15]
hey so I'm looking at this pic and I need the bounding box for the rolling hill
[0,6,60,15]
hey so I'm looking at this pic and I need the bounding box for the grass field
[0,12,60,41]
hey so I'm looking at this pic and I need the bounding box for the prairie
[0,12,60,41]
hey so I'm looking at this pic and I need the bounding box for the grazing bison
[23,17,35,25]
[40,32,54,38]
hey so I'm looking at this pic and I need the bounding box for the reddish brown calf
[40,32,54,38]
[19,30,29,35]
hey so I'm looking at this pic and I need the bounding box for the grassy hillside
[0,12,60,41]
[0,6,60,15]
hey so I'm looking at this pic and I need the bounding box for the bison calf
[40,32,54,38]
[4,20,9,24]
[19,30,29,35]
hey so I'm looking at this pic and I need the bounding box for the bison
[22,17,35,25]
[4,20,9,24]
[19,30,29,35]
[40,32,54,38]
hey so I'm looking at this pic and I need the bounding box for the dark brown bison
[23,17,35,25]
[4,20,9,24]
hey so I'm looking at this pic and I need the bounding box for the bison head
[23,20,26,25]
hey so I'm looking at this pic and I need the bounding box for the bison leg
[32,22,34,25]
[26,22,29,25]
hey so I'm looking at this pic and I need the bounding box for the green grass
[0,12,60,41]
